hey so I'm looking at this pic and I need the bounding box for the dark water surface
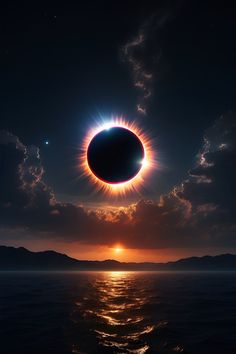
[1,271,236,354]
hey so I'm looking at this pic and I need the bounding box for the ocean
[1,271,236,354]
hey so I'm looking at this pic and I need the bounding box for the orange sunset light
[113,246,123,254]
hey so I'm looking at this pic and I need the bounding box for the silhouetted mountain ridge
[1,246,236,270]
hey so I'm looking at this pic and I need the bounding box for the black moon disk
[87,126,145,184]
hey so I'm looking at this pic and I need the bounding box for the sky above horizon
[0,0,235,262]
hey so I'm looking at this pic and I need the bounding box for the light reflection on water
[71,271,182,354]
[1,271,236,354]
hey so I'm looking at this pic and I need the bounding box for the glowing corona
[79,116,156,196]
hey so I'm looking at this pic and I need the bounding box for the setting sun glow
[114,247,123,254]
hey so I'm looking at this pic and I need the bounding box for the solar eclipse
[80,117,156,195]
[87,126,145,184]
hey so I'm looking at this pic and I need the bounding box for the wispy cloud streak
[122,14,170,115]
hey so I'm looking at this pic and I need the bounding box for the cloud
[0,132,54,231]
[0,131,121,242]
[121,12,171,115]
[177,113,236,215]
[0,113,236,249]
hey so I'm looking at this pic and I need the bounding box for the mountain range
[1,246,236,271]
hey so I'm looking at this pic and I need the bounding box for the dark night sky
[0,0,235,261]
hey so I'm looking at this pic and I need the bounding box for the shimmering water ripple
[71,272,185,354]
[1,271,236,354]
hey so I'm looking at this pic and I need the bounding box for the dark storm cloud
[0,131,55,227]
[127,113,236,248]
[0,113,236,249]
[121,12,171,115]
[178,113,236,214]
[0,131,124,242]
